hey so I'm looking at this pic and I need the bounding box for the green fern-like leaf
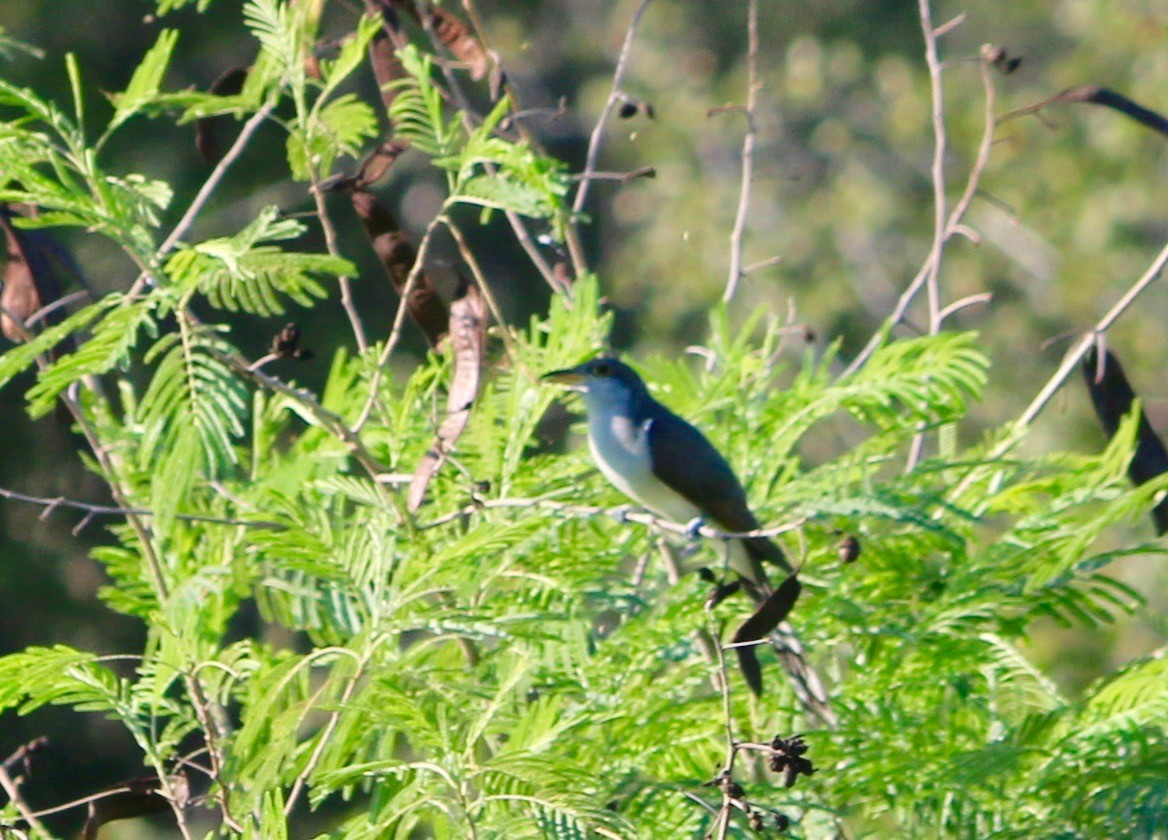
[0,646,124,715]
[138,325,248,480]
[166,206,348,315]
[388,45,464,158]
[243,0,301,81]
[25,297,156,417]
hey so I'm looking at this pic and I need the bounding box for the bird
[543,355,832,722]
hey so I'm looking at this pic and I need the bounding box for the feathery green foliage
[0,4,1165,839]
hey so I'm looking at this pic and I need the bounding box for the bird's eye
[591,360,612,377]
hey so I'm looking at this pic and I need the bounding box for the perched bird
[543,355,831,722]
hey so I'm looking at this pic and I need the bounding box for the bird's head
[542,355,649,411]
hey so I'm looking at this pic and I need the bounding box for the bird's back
[642,399,790,583]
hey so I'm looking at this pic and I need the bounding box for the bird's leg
[607,504,634,524]
[684,515,706,540]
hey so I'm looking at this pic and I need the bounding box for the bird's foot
[607,505,634,524]
[684,516,706,540]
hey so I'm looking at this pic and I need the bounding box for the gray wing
[646,408,789,576]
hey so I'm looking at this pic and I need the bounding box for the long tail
[769,620,836,728]
[733,574,836,728]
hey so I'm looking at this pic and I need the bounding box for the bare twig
[0,748,47,835]
[932,11,967,38]
[350,214,444,434]
[0,484,285,531]
[570,0,654,219]
[129,99,277,298]
[947,235,1168,504]
[568,166,656,183]
[499,100,569,129]
[1015,243,1168,429]
[901,0,949,472]
[418,493,809,543]
[743,255,783,275]
[653,535,682,585]
[998,85,1168,138]
[710,614,737,840]
[220,348,393,488]
[942,50,998,249]
[440,215,527,367]
[21,289,90,327]
[182,674,241,832]
[411,1,566,293]
[937,292,992,323]
[456,0,591,280]
[722,0,760,303]
[284,646,374,815]
[1,739,46,773]
[310,173,368,352]
[917,0,947,337]
[843,27,1001,384]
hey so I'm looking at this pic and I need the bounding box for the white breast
[587,406,700,524]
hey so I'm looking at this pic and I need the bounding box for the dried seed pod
[839,534,861,564]
[407,279,487,512]
[270,323,312,360]
[768,734,816,788]
[194,66,249,164]
[349,189,448,347]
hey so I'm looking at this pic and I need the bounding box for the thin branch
[843,32,1000,381]
[710,613,737,840]
[418,493,809,542]
[942,50,997,243]
[743,254,783,275]
[161,101,276,256]
[22,785,141,820]
[947,234,1168,503]
[350,213,444,434]
[64,394,170,599]
[129,100,277,298]
[570,0,654,219]
[284,646,374,816]
[411,1,566,293]
[440,215,525,366]
[310,173,368,353]
[932,11,967,38]
[455,0,592,279]
[0,754,46,835]
[1,739,46,773]
[0,484,286,531]
[568,166,656,183]
[937,292,992,323]
[219,348,393,486]
[918,0,946,338]
[998,85,1168,138]
[1018,243,1168,429]
[682,790,720,816]
[722,0,760,303]
[22,289,90,327]
[182,673,242,832]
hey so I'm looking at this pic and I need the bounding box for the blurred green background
[2,0,1168,833]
